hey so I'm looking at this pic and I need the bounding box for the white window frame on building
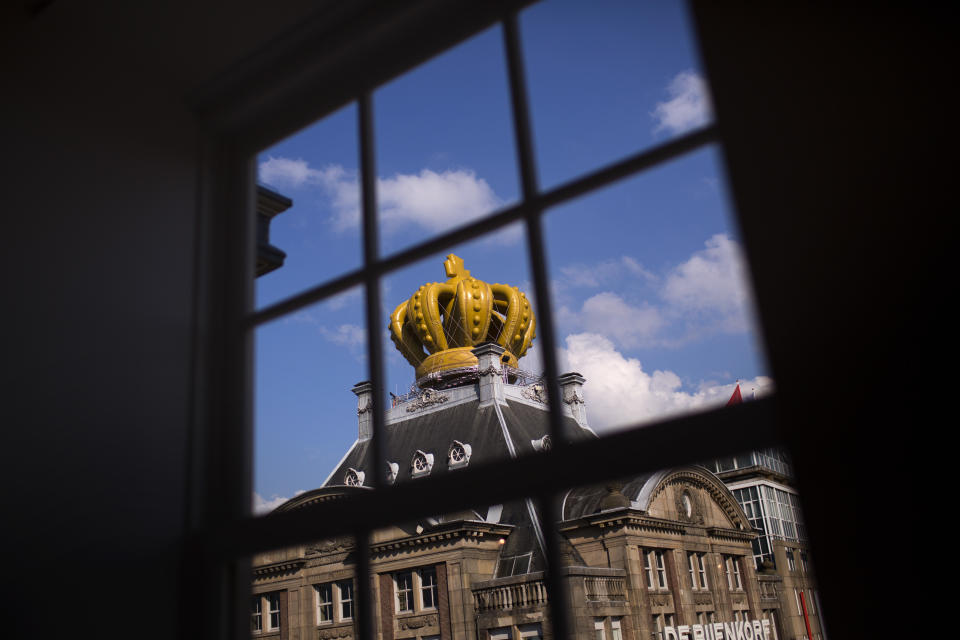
[314,580,354,625]
[394,566,438,615]
[687,552,708,590]
[725,555,743,591]
[644,548,669,590]
[251,592,281,634]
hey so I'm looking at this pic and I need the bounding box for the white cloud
[558,256,656,289]
[560,332,772,432]
[662,234,752,332]
[554,234,754,345]
[319,323,366,349]
[258,157,504,238]
[651,71,713,135]
[252,489,306,515]
[571,292,665,348]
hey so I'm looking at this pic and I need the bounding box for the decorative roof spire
[388,254,536,385]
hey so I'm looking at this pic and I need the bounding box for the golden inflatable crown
[389,254,536,382]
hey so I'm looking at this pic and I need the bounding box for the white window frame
[594,618,607,640]
[315,583,334,624]
[419,566,438,610]
[267,593,281,631]
[395,571,414,613]
[338,580,354,621]
[725,555,743,591]
[395,565,438,615]
[645,549,668,590]
[688,552,707,590]
[251,595,263,632]
[610,617,623,640]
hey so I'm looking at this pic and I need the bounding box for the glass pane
[253,286,367,516]
[520,0,713,190]
[540,145,770,433]
[255,104,361,310]
[375,24,518,258]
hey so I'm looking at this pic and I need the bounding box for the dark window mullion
[502,11,572,640]
[357,91,383,640]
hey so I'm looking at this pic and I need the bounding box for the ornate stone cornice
[706,526,756,542]
[253,558,306,577]
[370,521,512,555]
[558,509,685,536]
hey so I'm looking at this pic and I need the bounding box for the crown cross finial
[444,254,470,281]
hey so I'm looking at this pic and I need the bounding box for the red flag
[726,384,743,406]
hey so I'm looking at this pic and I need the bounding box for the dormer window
[344,468,365,487]
[531,435,552,452]
[410,450,434,478]
[448,440,472,469]
[386,462,399,485]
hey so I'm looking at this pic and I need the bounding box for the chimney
[352,381,373,440]
[472,343,506,406]
[558,372,588,428]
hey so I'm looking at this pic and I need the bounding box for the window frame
[315,582,334,624]
[191,4,785,640]
[395,570,414,614]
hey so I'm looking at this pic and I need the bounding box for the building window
[653,613,676,634]
[344,467,365,486]
[610,618,623,640]
[251,592,281,633]
[496,552,533,578]
[490,628,511,640]
[316,583,333,623]
[794,589,802,615]
[448,440,472,469]
[251,596,262,632]
[395,566,438,615]
[268,594,280,630]
[688,552,708,590]
[338,580,354,621]
[644,548,668,589]
[518,623,543,639]
[594,618,606,640]
[420,567,438,609]
[725,555,743,590]
[314,581,353,625]
[396,571,413,613]
[800,551,809,573]
[411,450,434,478]
[786,550,796,571]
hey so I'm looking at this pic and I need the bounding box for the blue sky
[252,1,771,513]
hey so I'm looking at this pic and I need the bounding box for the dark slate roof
[319,388,594,577]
